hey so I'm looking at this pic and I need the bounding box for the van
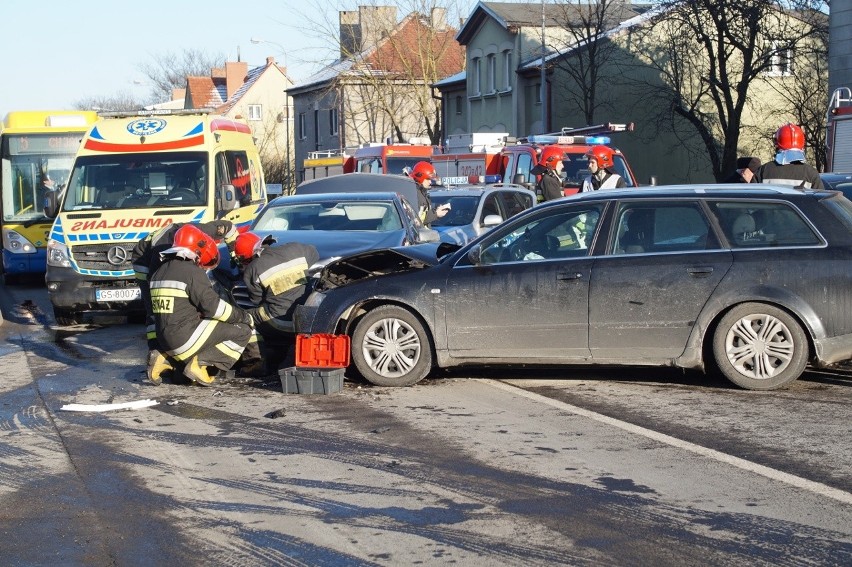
[44,109,267,325]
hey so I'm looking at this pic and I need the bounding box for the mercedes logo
[107,246,130,266]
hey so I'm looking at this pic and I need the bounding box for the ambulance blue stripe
[90,126,104,140]
[186,123,204,136]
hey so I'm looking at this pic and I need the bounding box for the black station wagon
[295,185,852,390]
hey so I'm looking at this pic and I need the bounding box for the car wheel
[712,303,808,390]
[351,305,433,387]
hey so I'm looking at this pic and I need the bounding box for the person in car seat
[581,146,626,191]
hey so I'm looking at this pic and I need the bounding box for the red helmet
[586,145,615,169]
[539,146,566,170]
[172,224,220,268]
[234,231,263,267]
[774,123,805,151]
[410,161,437,184]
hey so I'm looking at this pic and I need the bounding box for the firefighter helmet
[410,161,437,184]
[774,123,805,151]
[171,224,220,268]
[539,146,566,170]
[586,145,615,169]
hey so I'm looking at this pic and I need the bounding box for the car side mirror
[418,227,440,243]
[482,214,502,228]
[217,183,239,211]
[43,189,59,219]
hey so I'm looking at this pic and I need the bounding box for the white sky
[0,0,482,115]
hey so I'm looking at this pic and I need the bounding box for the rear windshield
[821,193,852,232]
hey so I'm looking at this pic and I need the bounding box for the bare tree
[73,91,148,112]
[628,0,827,180]
[295,0,465,146]
[550,0,635,125]
[139,49,226,102]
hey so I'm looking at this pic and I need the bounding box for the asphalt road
[0,279,850,566]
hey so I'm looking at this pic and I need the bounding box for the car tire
[712,302,808,390]
[351,305,433,387]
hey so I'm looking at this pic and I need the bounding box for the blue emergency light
[585,136,611,145]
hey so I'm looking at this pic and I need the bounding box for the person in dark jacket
[754,123,824,189]
[132,220,239,383]
[148,224,255,386]
[407,161,450,226]
[532,146,566,202]
[233,231,320,370]
[723,157,761,183]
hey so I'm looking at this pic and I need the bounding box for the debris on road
[59,399,159,412]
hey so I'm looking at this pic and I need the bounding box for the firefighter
[754,123,824,189]
[581,145,626,191]
[147,224,256,386]
[534,146,566,202]
[408,161,450,226]
[233,231,320,369]
[132,220,239,384]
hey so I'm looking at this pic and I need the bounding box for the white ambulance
[44,109,267,325]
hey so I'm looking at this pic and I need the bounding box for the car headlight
[303,290,326,308]
[2,229,37,254]
[46,239,72,268]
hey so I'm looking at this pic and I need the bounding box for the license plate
[95,287,141,302]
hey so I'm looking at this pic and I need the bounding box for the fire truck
[432,132,508,185]
[301,149,354,182]
[343,140,435,175]
[433,124,640,196]
[827,87,852,172]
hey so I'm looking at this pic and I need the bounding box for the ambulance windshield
[62,152,208,211]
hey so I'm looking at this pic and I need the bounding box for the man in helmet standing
[754,123,824,189]
[132,220,239,384]
[232,231,320,370]
[581,145,626,192]
[408,161,451,226]
[148,224,256,386]
[533,146,566,202]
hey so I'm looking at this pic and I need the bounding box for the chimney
[339,5,397,58]
[171,88,186,102]
[431,7,447,31]
[266,56,276,66]
[225,61,248,100]
[339,10,360,57]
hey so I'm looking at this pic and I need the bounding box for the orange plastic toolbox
[295,333,351,368]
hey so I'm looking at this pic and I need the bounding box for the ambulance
[44,109,267,325]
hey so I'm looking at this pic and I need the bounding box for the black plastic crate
[279,366,344,395]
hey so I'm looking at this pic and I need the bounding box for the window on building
[298,113,306,140]
[503,51,513,91]
[472,57,481,96]
[455,95,463,115]
[330,108,339,136]
[487,54,496,93]
[765,41,793,76]
[247,104,262,121]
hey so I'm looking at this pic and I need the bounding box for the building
[288,5,464,184]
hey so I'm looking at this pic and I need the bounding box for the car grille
[71,243,135,271]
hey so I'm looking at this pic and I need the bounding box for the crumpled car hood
[315,242,453,291]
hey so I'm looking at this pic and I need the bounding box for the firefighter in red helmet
[147,224,257,386]
[407,161,450,226]
[754,123,824,189]
[534,146,567,202]
[581,145,626,192]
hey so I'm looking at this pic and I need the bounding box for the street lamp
[250,37,286,67]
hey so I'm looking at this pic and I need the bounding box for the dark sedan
[296,184,852,390]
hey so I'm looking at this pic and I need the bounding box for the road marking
[483,379,852,505]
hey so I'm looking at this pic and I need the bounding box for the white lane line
[482,379,852,505]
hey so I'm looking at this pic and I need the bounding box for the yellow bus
[0,110,98,283]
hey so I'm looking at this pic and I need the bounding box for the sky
[0,0,482,116]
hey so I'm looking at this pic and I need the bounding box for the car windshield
[254,201,403,232]
[428,194,479,227]
[62,152,207,211]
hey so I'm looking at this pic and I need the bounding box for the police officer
[148,224,255,386]
[233,232,320,370]
[132,220,239,383]
[754,123,824,189]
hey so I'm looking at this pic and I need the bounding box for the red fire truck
[827,87,852,172]
[343,141,435,175]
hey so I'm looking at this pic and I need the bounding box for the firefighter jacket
[149,256,251,361]
[581,171,626,192]
[537,169,564,201]
[754,161,824,189]
[242,243,320,331]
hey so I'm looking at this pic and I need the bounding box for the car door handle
[557,271,583,281]
[687,266,714,277]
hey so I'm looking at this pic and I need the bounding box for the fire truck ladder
[517,122,634,144]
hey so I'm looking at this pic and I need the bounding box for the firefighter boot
[183,356,215,387]
[146,349,174,386]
